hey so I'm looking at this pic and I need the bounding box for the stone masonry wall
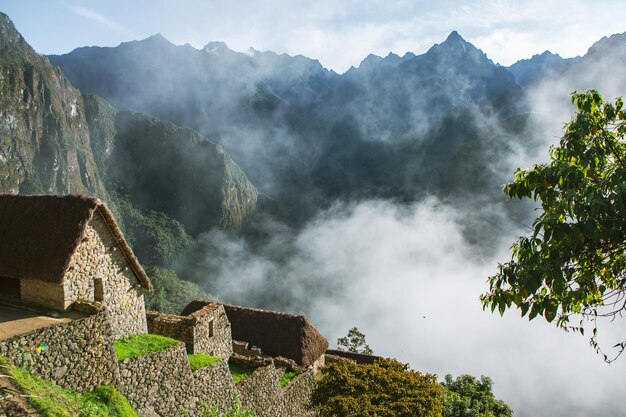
[119,343,194,417]
[236,364,284,417]
[282,370,317,417]
[119,343,240,417]
[147,305,232,359]
[19,280,65,311]
[191,305,232,358]
[0,308,120,392]
[192,360,237,414]
[146,312,194,349]
[63,210,147,337]
[235,364,318,417]
[117,343,317,417]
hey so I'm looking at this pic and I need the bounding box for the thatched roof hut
[0,194,152,290]
[182,301,328,367]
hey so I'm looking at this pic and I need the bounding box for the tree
[481,90,626,361]
[336,327,373,354]
[312,358,442,417]
[441,374,512,417]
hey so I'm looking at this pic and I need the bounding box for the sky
[2,0,626,73]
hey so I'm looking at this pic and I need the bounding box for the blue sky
[2,1,625,73]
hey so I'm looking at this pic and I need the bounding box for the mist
[177,197,624,417]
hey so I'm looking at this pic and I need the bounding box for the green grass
[113,334,179,361]
[187,353,221,371]
[279,370,301,387]
[0,356,137,417]
[228,363,258,384]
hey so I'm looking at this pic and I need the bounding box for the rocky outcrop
[0,13,106,197]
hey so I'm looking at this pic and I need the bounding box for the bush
[312,358,442,417]
[441,374,512,417]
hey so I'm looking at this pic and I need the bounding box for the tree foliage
[441,375,512,417]
[337,327,374,354]
[481,90,626,361]
[312,358,442,417]
[144,267,214,315]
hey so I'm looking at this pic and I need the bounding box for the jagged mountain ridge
[49,29,532,229]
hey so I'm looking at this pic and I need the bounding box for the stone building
[216,303,328,369]
[0,194,152,337]
[147,301,233,358]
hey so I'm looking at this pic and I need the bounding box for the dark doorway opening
[0,277,21,300]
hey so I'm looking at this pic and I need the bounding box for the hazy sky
[3,0,626,73]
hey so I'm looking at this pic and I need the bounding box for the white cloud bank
[199,198,625,417]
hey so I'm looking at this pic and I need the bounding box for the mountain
[0,12,258,240]
[84,95,258,235]
[508,51,579,87]
[0,13,107,197]
[49,30,532,230]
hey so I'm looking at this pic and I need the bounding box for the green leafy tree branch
[481,89,626,362]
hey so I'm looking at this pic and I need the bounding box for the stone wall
[0,308,119,392]
[119,343,240,417]
[191,304,232,358]
[63,210,148,337]
[147,304,232,359]
[19,280,65,311]
[233,363,317,417]
[236,364,284,417]
[146,312,194,349]
[192,360,236,414]
[282,370,317,417]
[119,342,195,416]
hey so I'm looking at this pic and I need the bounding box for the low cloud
[183,198,625,417]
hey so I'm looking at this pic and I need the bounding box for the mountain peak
[203,41,230,54]
[0,12,32,53]
[445,30,465,43]
[135,33,174,47]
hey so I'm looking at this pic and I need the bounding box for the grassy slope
[113,334,179,361]
[228,363,258,384]
[187,353,222,371]
[0,356,136,417]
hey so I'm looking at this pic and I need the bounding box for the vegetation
[228,363,258,385]
[0,356,136,416]
[113,334,179,361]
[482,90,626,361]
[441,374,512,417]
[278,369,300,387]
[336,327,373,354]
[144,266,214,315]
[187,353,222,371]
[111,191,193,268]
[108,192,215,316]
[312,358,442,417]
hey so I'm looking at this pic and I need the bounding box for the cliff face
[0,12,258,235]
[0,13,106,197]
[83,97,258,234]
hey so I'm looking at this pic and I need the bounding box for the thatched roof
[0,194,152,290]
[182,301,328,367]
